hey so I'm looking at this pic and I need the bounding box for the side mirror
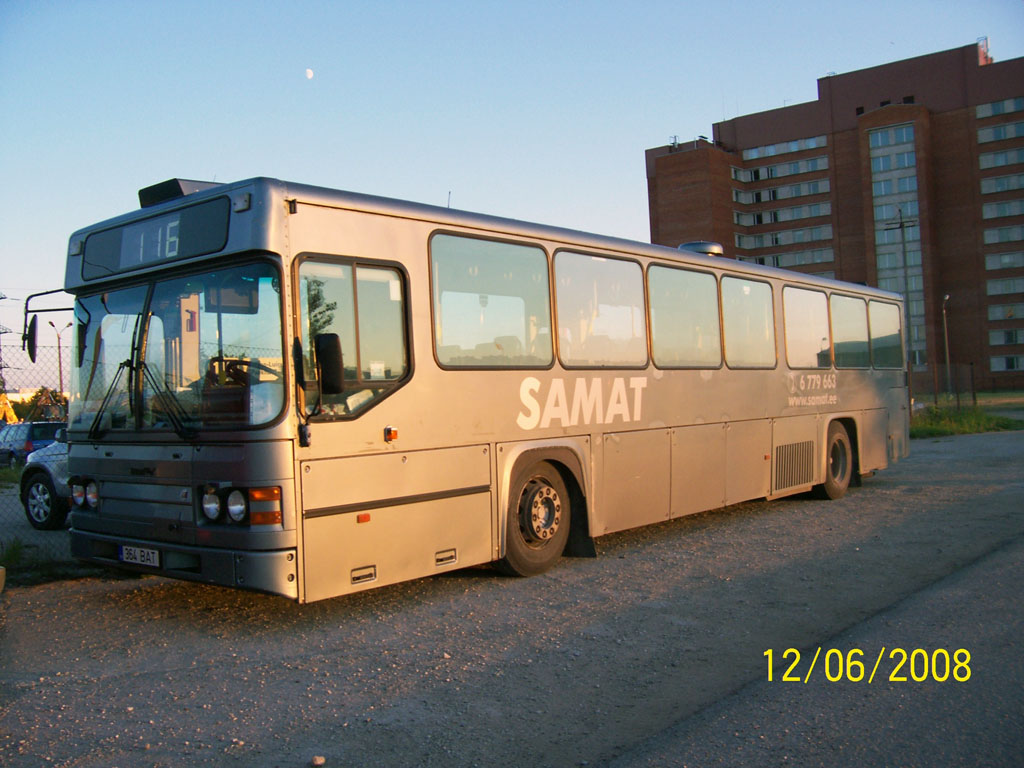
[55,428,67,444]
[314,333,344,395]
[24,315,38,363]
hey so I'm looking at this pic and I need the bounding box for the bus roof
[65,176,903,303]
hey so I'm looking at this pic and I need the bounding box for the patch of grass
[910,405,1024,439]
[1,538,109,586]
[4,561,110,587]
[975,390,1024,408]
[0,465,20,487]
[0,538,26,568]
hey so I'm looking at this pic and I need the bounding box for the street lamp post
[49,321,72,406]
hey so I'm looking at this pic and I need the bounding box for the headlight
[201,492,222,521]
[226,490,247,522]
[85,482,100,509]
[72,484,86,507]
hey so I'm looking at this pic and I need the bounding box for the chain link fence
[1,344,76,581]
[3,345,1020,585]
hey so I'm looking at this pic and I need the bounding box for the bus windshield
[70,261,285,434]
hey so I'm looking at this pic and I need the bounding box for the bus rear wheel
[499,461,571,577]
[817,421,853,500]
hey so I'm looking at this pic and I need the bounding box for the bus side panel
[301,495,491,601]
[725,420,772,505]
[888,388,911,462]
[299,445,492,602]
[598,429,671,535]
[770,414,821,495]
[670,423,727,518]
[858,409,889,473]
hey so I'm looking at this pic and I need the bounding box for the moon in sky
[305,68,314,80]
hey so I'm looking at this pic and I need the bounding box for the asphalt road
[0,430,1022,768]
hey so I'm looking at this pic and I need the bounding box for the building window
[872,152,917,172]
[875,201,918,221]
[976,97,1024,119]
[989,303,1024,320]
[981,174,1024,194]
[878,277,900,292]
[898,176,918,194]
[876,226,920,246]
[732,156,829,184]
[987,277,1024,295]
[982,200,1024,219]
[733,179,830,204]
[991,355,1024,371]
[736,225,833,250]
[977,121,1024,144]
[738,248,834,268]
[869,124,914,148]
[894,151,916,169]
[980,148,1024,169]
[735,202,831,226]
[742,135,827,161]
[986,252,1024,270]
[989,329,1024,346]
[984,226,1024,245]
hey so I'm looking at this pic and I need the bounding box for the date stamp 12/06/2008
[764,647,972,684]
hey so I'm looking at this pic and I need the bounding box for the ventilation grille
[775,441,815,490]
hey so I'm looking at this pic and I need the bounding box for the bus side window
[721,276,776,368]
[783,286,830,369]
[869,301,904,368]
[649,265,721,368]
[430,234,552,368]
[298,259,408,418]
[830,295,870,368]
[554,251,647,368]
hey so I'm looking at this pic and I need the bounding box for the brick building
[646,41,1024,392]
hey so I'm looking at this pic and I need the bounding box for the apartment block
[646,41,1024,390]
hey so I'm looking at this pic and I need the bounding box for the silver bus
[36,177,908,602]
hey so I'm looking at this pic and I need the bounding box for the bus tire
[818,421,853,500]
[499,461,571,577]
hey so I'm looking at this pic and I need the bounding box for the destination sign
[82,197,230,280]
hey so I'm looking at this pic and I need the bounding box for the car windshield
[70,261,285,435]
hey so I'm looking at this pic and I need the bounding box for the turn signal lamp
[248,486,283,526]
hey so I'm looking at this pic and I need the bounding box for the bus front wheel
[818,421,853,500]
[499,461,571,577]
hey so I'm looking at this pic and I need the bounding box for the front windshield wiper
[139,361,197,441]
[88,359,131,440]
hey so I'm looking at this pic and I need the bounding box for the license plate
[119,545,160,567]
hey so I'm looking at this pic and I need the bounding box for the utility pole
[885,207,918,399]
[942,294,952,398]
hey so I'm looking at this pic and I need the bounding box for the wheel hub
[519,480,562,545]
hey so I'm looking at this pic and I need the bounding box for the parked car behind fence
[0,421,66,468]
[19,430,70,530]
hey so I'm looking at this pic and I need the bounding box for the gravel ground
[0,430,1022,768]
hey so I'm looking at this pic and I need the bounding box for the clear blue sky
[1,0,1023,341]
